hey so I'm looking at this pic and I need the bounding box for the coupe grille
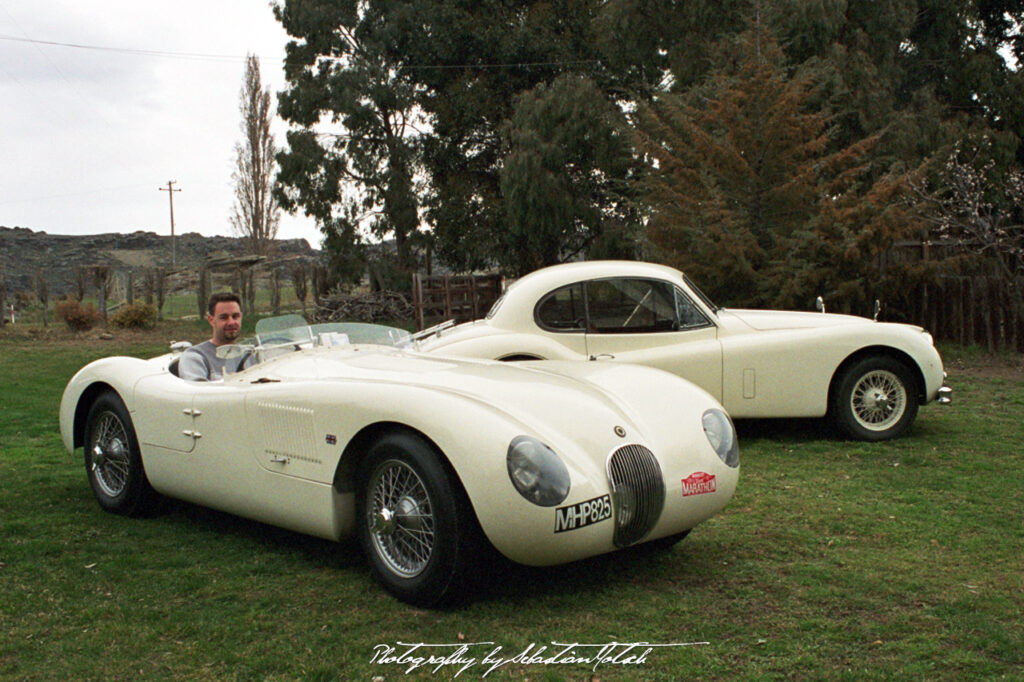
[606,444,665,547]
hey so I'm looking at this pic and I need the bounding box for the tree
[638,28,906,311]
[93,266,111,325]
[231,54,281,257]
[291,262,308,318]
[73,267,87,301]
[392,0,651,272]
[275,1,422,273]
[152,268,166,321]
[35,269,49,327]
[909,138,1024,317]
[498,75,643,275]
[272,0,1024,290]
[274,0,671,274]
[0,266,6,325]
[270,267,282,315]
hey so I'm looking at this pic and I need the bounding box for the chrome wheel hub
[373,507,396,534]
[867,389,890,412]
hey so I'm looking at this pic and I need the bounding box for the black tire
[830,356,919,441]
[638,529,691,553]
[83,391,158,516]
[356,431,478,607]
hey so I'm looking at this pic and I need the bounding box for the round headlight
[507,436,571,507]
[702,409,739,468]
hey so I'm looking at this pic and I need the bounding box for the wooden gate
[411,273,504,331]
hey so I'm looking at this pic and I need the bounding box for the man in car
[179,292,250,381]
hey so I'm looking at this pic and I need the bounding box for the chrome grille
[606,444,665,547]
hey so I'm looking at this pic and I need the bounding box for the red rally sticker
[681,472,717,497]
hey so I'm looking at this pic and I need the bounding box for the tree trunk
[197,265,209,319]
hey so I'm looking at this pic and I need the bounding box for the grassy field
[0,324,1022,681]
[7,286,309,325]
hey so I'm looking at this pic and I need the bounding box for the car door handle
[183,408,202,416]
[183,430,202,439]
[270,455,289,464]
[589,353,615,361]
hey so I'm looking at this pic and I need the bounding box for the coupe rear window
[536,283,586,330]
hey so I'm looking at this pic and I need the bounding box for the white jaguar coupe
[416,261,952,441]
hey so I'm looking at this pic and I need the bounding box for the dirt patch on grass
[0,320,206,350]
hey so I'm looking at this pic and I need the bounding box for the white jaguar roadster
[59,316,739,606]
[416,261,953,441]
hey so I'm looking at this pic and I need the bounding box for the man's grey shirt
[179,341,237,381]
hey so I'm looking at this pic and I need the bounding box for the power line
[0,183,157,206]
[0,33,603,71]
[0,10,122,132]
[0,34,250,63]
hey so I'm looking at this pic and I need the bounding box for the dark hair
[207,292,242,316]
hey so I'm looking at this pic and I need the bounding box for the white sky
[0,0,322,247]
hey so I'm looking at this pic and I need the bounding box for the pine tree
[638,27,911,312]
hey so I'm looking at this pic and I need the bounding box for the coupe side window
[536,283,587,331]
[583,278,712,334]
[586,279,679,333]
[675,287,712,329]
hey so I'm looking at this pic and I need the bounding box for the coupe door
[581,278,724,402]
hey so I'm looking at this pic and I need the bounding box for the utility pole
[159,180,181,267]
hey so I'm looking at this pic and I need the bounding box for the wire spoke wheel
[367,458,436,578]
[88,411,133,498]
[850,369,907,431]
[832,356,919,441]
[83,391,158,516]
[356,431,478,606]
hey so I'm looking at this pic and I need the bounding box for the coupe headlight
[702,409,739,468]
[507,436,570,507]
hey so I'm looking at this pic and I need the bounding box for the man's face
[208,301,242,346]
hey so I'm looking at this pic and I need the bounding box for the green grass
[1,330,1022,680]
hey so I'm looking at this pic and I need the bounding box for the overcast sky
[0,0,323,247]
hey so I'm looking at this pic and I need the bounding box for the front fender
[59,355,165,454]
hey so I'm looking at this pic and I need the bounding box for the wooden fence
[886,241,1023,352]
[411,273,504,331]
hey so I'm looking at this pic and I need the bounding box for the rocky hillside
[0,226,318,295]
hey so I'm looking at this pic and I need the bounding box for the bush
[110,303,157,329]
[55,300,102,332]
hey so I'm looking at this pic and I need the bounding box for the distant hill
[0,226,319,295]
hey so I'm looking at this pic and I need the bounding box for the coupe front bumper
[937,373,953,404]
